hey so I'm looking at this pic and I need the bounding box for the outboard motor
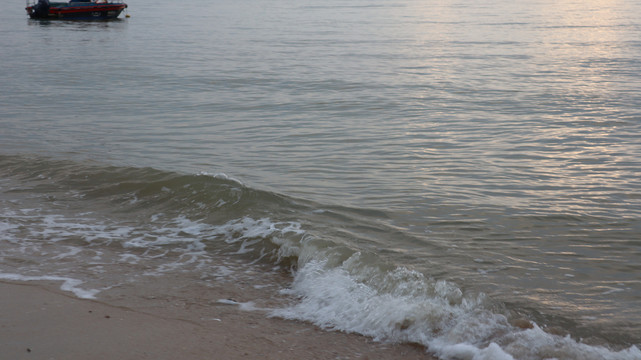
[32,0,50,18]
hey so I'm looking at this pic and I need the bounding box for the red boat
[26,0,127,20]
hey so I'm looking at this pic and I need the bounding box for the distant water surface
[1,0,640,358]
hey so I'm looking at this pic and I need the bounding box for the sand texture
[0,281,435,360]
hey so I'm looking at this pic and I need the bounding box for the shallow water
[1,0,641,358]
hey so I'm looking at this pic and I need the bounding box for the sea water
[1,0,640,359]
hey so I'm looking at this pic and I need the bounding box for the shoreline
[0,281,436,360]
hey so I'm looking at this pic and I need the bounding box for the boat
[26,0,127,20]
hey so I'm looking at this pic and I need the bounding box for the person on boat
[33,0,50,18]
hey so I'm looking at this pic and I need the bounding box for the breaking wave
[1,154,639,360]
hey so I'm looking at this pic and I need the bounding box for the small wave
[2,154,640,359]
[270,254,640,360]
[0,273,100,299]
[206,215,641,359]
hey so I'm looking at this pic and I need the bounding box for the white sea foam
[197,171,245,186]
[0,207,223,287]
[3,205,639,359]
[120,216,209,256]
[270,253,641,360]
[52,246,82,260]
[0,273,100,299]
[204,217,641,359]
[0,219,20,235]
[212,217,305,261]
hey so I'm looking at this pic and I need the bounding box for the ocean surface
[1,0,641,358]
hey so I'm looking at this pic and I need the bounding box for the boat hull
[26,2,127,20]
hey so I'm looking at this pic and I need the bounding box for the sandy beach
[0,281,435,360]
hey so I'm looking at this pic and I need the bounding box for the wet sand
[0,281,436,360]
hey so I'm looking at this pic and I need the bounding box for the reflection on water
[2,0,641,348]
[26,16,128,30]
